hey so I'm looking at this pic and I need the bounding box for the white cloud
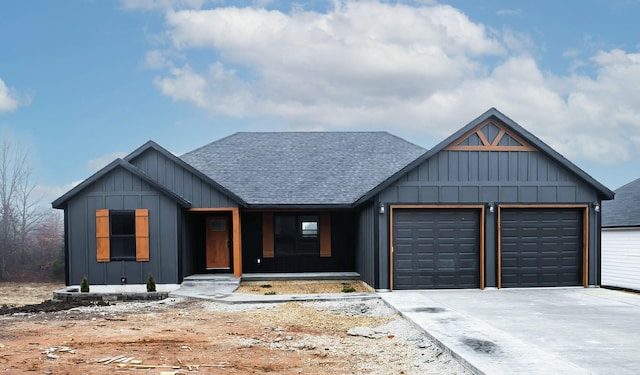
[86,152,128,172]
[0,78,22,113]
[141,1,640,165]
[141,49,178,69]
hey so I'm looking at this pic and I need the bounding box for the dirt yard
[0,282,472,374]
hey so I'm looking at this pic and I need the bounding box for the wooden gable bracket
[444,118,537,152]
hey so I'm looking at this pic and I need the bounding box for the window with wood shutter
[95,209,150,262]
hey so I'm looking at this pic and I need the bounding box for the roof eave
[245,203,354,210]
[126,140,248,207]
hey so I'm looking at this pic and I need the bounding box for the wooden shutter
[135,209,150,262]
[96,209,110,262]
[262,212,274,258]
[320,213,331,257]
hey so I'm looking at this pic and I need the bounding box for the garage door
[393,209,480,290]
[500,208,583,288]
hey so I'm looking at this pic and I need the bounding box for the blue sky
[1,0,639,206]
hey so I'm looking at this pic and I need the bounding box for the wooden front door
[206,216,230,269]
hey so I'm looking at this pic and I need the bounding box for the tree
[0,133,51,280]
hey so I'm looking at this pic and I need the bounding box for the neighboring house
[601,178,640,291]
[52,108,614,290]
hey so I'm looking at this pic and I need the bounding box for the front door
[206,216,230,269]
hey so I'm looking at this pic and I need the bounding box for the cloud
[0,78,23,113]
[141,1,640,165]
[86,152,128,172]
[142,49,177,69]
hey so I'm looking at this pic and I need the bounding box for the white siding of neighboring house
[601,228,640,291]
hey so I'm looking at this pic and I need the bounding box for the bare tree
[0,133,46,279]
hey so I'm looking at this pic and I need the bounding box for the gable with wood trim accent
[444,118,537,152]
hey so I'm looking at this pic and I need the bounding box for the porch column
[232,208,242,277]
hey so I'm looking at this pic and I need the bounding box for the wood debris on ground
[42,346,76,360]
[94,354,229,372]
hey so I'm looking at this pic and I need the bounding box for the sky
[1,0,639,207]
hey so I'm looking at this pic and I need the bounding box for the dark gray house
[52,108,614,290]
[601,178,640,291]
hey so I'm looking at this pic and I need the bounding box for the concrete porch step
[180,274,240,288]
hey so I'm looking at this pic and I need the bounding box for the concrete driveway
[380,288,640,375]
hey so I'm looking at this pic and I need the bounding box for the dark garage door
[500,208,583,288]
[393,209,480,290]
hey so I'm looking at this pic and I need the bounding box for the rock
[346,326,384,339]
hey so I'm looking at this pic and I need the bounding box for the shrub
[341,285,356,293]
[146,273,156,292]
[80,276,90,293]
[264,291,276,295]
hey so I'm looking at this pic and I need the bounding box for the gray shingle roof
[180,132,426,205]
[602,178,640,227]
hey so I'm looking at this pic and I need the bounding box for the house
[601,178,640,291]
[52,108,614,290]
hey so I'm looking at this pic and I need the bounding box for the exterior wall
[602,228,640,291]
[130,148,239,208]
[66,168,180,285]
[377,150,601,289]
[355,202,377,288]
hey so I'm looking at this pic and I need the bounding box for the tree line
[0,135,64,281]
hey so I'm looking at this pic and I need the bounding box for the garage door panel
[393,209,480,289]
[501,208,582,288]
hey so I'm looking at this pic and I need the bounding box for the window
[274,214,319,256]
[300,217,318,238]
[110,211,136,260]
[263,213,331,259]
[96,208,149,262]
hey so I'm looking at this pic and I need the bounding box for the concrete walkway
[380,288,640,375]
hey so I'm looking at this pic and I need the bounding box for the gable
[359,108,614,205]
[444,118,536,152]
[52,159,190,209]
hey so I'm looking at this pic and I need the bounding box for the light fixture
[379,202,385,214]
[593,202,600,213]
[488,202,495,213]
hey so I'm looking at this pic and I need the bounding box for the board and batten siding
[130,148,239,208]
[602,228,640,291]
[355,202,377,288]
[380,150,597,204]
[66,167,180,285]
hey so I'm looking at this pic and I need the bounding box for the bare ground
[0,282,472,374]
